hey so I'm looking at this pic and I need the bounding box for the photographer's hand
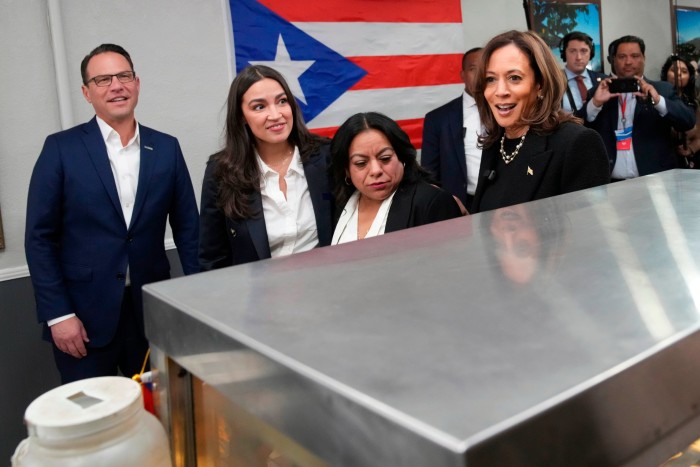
[636,76,661,106]
[591,78,616,107]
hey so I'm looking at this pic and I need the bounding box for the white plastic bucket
[12,376,171,466]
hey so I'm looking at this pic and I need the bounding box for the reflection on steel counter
[145,170,700,466]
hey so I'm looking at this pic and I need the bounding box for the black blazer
[385,180,462,232]
[473,122,610,213]
[199,144,334,270]
[578,78,696,175]
[421,97,471,205]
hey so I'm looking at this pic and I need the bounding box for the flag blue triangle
[230,0,367,123]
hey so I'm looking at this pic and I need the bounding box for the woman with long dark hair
[660,55,700,168]
[199,65,334,269]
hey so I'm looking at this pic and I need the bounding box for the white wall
[0,0,233,279]
[0,0,697,279]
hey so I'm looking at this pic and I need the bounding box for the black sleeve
[198,161,233,271]
[415,183,463,226]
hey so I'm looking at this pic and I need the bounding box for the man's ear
[81,85,91,104]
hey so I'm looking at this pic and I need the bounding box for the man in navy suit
[578,35,696,180]
[25,44,200,383]
[421,47,483,213]
[559,31,606,112]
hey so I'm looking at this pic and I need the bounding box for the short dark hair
[462,47,483,70]
[330,112,432,208]
[608,35,645,60]
[81,44,134,84]
[559,31,595,62]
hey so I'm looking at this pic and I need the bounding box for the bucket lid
[24,376,143,440]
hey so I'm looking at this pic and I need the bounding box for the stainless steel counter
[144,170,700,466]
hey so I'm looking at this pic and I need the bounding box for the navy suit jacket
[421,96,472,205]
[25,117,200,346]
[578,78,696,175]
[199,143,335,270]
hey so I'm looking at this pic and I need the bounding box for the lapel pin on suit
[144,145,154,151]
[229,228,237,237]
[527,166,534,176]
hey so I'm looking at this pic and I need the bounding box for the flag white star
[250,35,315,104]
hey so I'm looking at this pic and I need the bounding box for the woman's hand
[453,196,469,216]
[677,143,694,157]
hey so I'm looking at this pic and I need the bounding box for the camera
[608,78,641,94]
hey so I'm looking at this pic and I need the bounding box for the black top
[473,122,610,213]
[478,136,529,212]
[199,143,335,270]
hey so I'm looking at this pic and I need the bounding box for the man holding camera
[578,35,695,180]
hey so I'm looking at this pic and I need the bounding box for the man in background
[25,44,200,383]
[578,35,695,180]
[559,31,606,113]
[421,47,483,213]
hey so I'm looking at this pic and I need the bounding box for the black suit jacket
[421,96,472,205]
[473,122,610,213]
[385,180,462,232]
[578,78,696,176]
[199,144,334,270]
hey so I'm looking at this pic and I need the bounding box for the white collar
[256,146,302,179]
[95,116,140,146]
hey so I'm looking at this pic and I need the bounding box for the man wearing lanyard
[578,35,695,181]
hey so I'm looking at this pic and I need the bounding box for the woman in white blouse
[330,112,462,244]
[199,65,334,269]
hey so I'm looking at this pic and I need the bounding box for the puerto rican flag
[230,0,465,149]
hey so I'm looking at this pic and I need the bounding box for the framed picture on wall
[671,5,700,61]
[526,0,604,73]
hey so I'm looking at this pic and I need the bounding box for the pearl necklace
[499,132,527,165]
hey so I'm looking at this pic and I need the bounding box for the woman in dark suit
[472,30,609,213]
[330,112,461,244]
[199,65,334,270]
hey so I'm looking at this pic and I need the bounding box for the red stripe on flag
[348,54,463,90]
[258,0,462,23]
[399,118,426,149]
[312,118,426,149]
[311,127,339,139]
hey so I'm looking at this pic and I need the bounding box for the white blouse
[257,147,318,257]
[332,190,397,245]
